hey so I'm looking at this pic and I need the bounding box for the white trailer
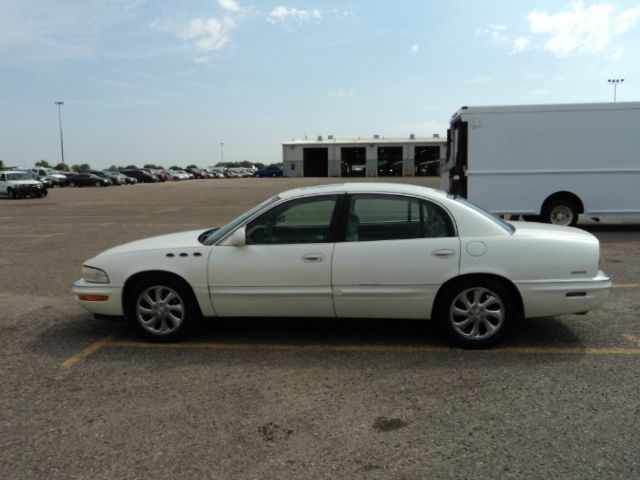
[442,102,640,225]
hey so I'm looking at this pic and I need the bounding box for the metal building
[282,135,447,177]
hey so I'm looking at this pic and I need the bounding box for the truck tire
[542,198,579,227]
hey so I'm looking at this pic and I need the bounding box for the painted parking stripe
[60,336,112,369]
[622,333,640,348]
[109,340,640,356]
[60,337,640,369]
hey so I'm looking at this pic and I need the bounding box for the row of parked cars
[1,165,285,199]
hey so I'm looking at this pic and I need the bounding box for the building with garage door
[282,135,447,177]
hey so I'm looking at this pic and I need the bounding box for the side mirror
[230,226,247,246]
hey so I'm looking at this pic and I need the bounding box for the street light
[54,101,65,165]
[607,79,624,102]
[220,142,224,164]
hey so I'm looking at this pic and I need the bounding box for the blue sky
[1,0,639,169]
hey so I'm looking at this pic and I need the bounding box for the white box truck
[442,102,640,226]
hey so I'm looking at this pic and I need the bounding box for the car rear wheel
[127,275,199,342]
[438,278,514,348]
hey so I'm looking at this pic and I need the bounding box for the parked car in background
[102,171,125,185]
[73,183,610,347]
[121,170,158,183]
[186,167,207,179]
[121,174,138,185]
[166,169,189,181]
[89,170,119,184]
[67,173,112,187]
[254,166,283,177]
[149,169,168,182]
[205,168,226,178]
[25,170,53,188]
[32,168,67,187]
[0,170,48,198]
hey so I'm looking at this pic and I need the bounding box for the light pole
[608,79,624,102]
[220,142,224,164]
[54,101,65,165]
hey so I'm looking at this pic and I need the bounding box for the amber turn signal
[78,294,109,302]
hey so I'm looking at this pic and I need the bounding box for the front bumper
[515,270,611,318]
[72,279,124,316]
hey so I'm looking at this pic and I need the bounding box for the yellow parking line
[60,336,112,369]
[612,284,640,289]
[622,333,640,348]
[109,340,640,356]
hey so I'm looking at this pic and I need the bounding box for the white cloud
[512,36,530,53]
[218,0,242,13]
[526,1,640,57]
[614,6,640,33]
[178,17,236,51]
[476,25,508,42]
[268,6,321,24]
[410,44,419,54]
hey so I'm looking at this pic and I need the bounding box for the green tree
[108,165,120,172]
[186,164,198,169]
[35,159,52,168]
[125,165,138,170]
[144,164,164,170]
[0,159,4,170]
[54,163,69,171]
[78,163,91,172]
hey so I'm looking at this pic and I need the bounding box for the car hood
[97,229,207,257]
[509,221,596,241]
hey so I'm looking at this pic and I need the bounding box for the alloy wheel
[136,286,185,336]
[449,287,505,340]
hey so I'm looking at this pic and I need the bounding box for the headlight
[81,266,110,284]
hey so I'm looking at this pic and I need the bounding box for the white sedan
[73,183,611,347]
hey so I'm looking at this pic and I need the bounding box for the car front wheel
[127,275,199,341]
[438,278,515,348]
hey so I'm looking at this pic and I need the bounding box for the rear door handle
[432,249,455,258]
[302,253,325,263]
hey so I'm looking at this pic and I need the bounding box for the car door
[332,193,460,319]
[208,194,342,317]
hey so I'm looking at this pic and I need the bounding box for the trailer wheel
[542,198,579,227]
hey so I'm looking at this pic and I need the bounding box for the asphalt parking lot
[1,178,639,480]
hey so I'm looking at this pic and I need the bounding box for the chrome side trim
[515,272,611,285]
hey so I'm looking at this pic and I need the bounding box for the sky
[1,0,639,169]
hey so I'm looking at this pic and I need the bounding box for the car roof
[278,182,449,201]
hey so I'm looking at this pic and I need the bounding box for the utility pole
[220,142,224,164]
[54,101,65,165]
[608,79,624,102]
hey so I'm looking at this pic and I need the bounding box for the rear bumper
[515,271,611,318]
[72,279,124,316]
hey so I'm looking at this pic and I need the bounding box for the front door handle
[432,249,455,258]
[302,253,325,263]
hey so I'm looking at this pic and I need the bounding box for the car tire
[437,278,515,348]
[69,182,76,188]
[126,275,200,342]
[542,198,579,227]
[7,188,15,199]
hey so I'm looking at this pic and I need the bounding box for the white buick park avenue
[73,183,610,348]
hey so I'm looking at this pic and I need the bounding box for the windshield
[449,194,515,234]
[7,173,32,181]
[202,196,280,245]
